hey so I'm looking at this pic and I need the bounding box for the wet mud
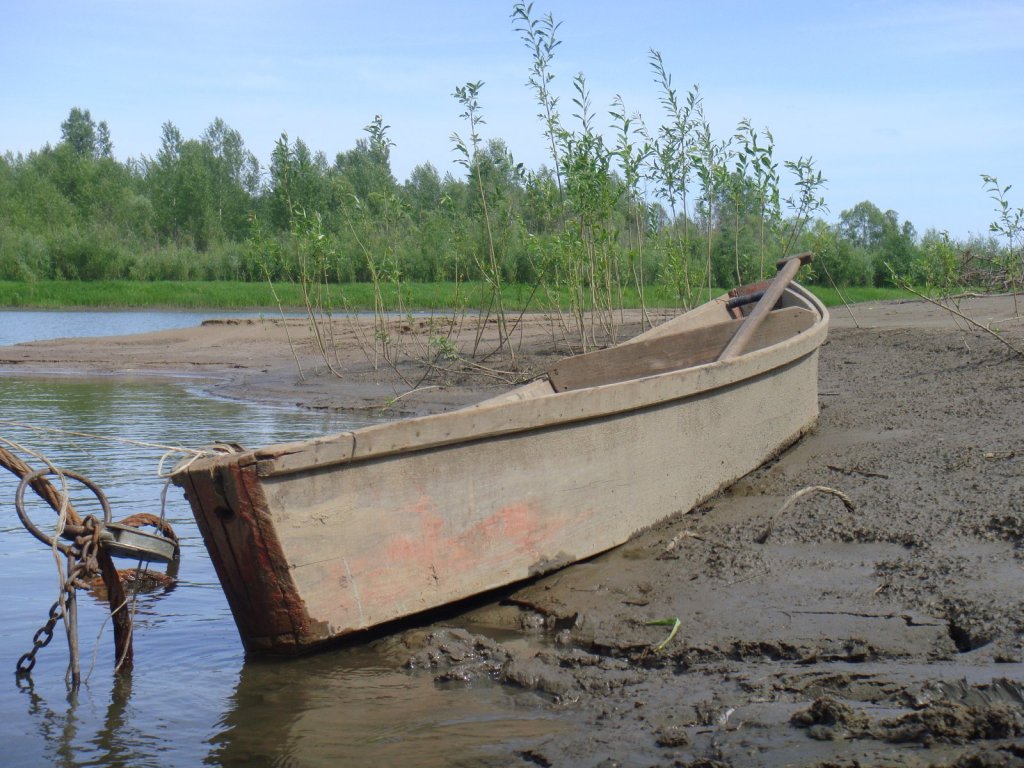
[396,309,1024,766]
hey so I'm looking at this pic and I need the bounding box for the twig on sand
[756,485,855,544]
[827,464,889,479]
[377,385,442,413]
[983,449,1016,460]
[421,357,533,386]
[893,280,1024,358]
[660,528,704,557]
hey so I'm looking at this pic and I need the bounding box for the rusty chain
[15,515,103,683]
[16,598,63,676]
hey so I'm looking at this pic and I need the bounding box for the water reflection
[1,375,353,766]
[211,646,561,768]
[17,675,144,768]
[1,375,561,766]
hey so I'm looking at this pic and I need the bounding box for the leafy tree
[57,107,114,161]
[201,117,260,240]
[910,229,960,290]
[879,211,918,283]
[269,133,330,230]
[452,80,518,355]
[838,200,888,251]
[806,220,873,286]
[145,121,183,241]
[143,119,253,250]
[334,115,397,210]
[403,162,443,216]
[512,1,565,197]
[96,121,113,159]
[981,174,1023,300]
[837,200,918,285]
[402,162,451,280]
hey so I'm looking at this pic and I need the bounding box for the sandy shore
[3,296,1024,766]
[0,308,604,416]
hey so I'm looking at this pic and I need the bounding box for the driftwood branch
[892,280,1024,358]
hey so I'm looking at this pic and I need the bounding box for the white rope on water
[0,418,236,477]
[0,435,74,581]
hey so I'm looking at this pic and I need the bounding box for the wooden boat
[173,255,828,655]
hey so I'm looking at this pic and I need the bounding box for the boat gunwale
[187,285,829,479]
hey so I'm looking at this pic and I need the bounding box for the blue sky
[3,0,1022,239]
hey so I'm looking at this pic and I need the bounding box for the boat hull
[175,285,828,654]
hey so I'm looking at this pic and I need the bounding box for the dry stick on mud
[819,258,861,329]
[377,385,442,413]
[827,463,889,479]
[756,485,855,544]
[891,276,1024,358]
[264,277,306,381]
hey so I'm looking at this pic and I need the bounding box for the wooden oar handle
[718,252,815,361]
[776,252,815,271]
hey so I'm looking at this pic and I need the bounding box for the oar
[717,252,814,361]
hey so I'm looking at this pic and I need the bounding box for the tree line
[1,3,1017,312]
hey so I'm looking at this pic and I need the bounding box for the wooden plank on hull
[255,432,356,477]
[179,469,260,629]
[547,307,815,392]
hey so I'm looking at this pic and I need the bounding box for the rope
[1,432,196,687]
[0,418,205,456]
[1,421,235,684]
[0,436,77,522]
[0,417,208,479]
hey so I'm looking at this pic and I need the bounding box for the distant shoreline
[0,279,913,311]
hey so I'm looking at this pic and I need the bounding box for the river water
[0,312,560,767]
[0,308,266,347]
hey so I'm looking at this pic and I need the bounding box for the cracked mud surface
[3,296,1023,765]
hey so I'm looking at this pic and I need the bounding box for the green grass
[0,279,709,311]
[0,279,922,311]
[0,280,286,309]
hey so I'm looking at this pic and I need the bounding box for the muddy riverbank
[2,296,1023,766]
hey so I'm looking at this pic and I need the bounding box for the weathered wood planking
[263,358,818,648]
[547,307,815,393]
[174,281,829,654]
[251,307,821,480]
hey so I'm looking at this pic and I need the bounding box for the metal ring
[15,468,113,551]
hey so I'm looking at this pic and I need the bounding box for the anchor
[4,449,179,687]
